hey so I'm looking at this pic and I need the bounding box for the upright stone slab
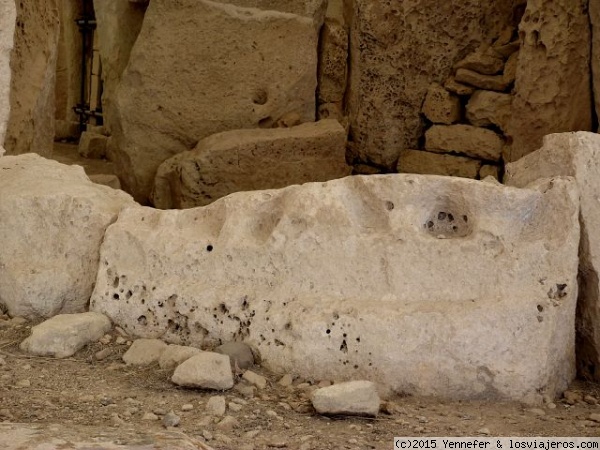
[591,0,600,131]
[152,119,350,209]
[0,154,134,318]
[346,0,516,169]
[112,0,324,203]
[0,0,15,149]
[505,132,600,381]
[4,0,60,157]
[92,174,579,402]
[93,0,147,135]
[508,0,592,161]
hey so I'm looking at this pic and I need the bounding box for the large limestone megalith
[92,174,579,402]
[111,0,325,203]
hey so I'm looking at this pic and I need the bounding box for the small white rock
[142,412,158,421]
[311,380,380,417]
[216,415,239,431]
[172,352,234,390]
[181,403,194,411]
[242,370,267,389]
[158,344,202,370]
[205,396,227,416]
[122,339,168,365]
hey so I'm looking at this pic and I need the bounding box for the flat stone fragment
[505,132,600,381]
[123,339,168,365]
[455,69,510,92]
[397,149,480,179]
[152,119,350,208]
[92,173,579,402]
[466,91,512,133]
[158,345,202,370]
[444,78,475,96]
[78,132,108,159]
[421,84,461,125]
[112,0,323,203]
[425,124,504,161]
[454,51,505,75]
[20,313,112,358]
[312,381,380,416]
[172,353,234,390]
[0,154,134,318]
[509,0,591,161]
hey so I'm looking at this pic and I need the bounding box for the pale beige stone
[454,50,504,75]
[466,91,512,133]
[346,0,516,169]
[0,154,133,319]
[421,84,461,125]
[503,51,519,86]
[318,19,348,104]
[397,149,480,179]
[91,174,579,402]
[508,0,592,161]
[312,381,380,416]
[152,120,350,209]
[5,0,60,157]
[20,313,112,358]
[112,0,324,203]
[123,339,168,365]
[88,174,121,190]
[172,353,234,390]
[158,345,202,370]
[54,120,79,141]
[455,69,510,92]
[425,125,504,161]
[78,132,108,159]
[0,0,15,148]
[505,132,600,381]
[93,0,146,135]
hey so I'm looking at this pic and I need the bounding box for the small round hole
[206,244,213,252]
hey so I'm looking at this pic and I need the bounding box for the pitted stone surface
[92,174,579,402]
[505,132,600,381]
[112,0,324,203]
[0,154,134,318]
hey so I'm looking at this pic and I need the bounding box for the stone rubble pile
[399,27,520,180]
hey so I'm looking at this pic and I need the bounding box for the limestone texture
[158,345,202,370]
[505,132,600,381]
[508,0,591,161]
[112,0,323,203]
[93,0,147,135]
[346,0,516,169]
[0,0,15,147]
[78,132,108,159]
[171,353,234,390]
[466,91,512,133]
[20,313,112,358]
[92,174,579,402]
[397,149,481,179]
[0,154,133,318]
[5,0,59,157]
[312,381,380,416]
[88,174,122,190]
[454,69,510,92]
[122,339,168,365]
[421,84,461,125]
[425,125,504,161]
[152,120,349,209]
[215,342,255,371]
[318,19,348,104]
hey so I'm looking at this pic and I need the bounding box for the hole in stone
[385,201,394,211]
[206,244,213,252]
[537,316,543,323]
[340,340,348,353]
[258,117,273,128]
[112,277,119,288]
[537,305,544,312]
[137,315,147,326]
[326,329,331,334]
[252,89,268,105]
[113,293,119,300]
[438,212,447,220]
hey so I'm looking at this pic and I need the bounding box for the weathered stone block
[78,131,108,159]
[505,132,600,381]
[4,0,60,157]
[0,154,133,318]
[0,0,15,148]
[312,381,380,416]
[91,174,579,402]
[112,0,324,203]
[454,50,504,75]
[397,149,480,179]
[346,0,516,169]
[425,124,504,161]
[152,119,350,209]
[421,84,461,125]
[508,0,592,161]
[466,91,512,133]
[318,19,348,104]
